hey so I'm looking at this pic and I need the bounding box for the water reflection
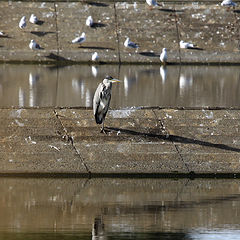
[0,64,240,108]
[0,178,239,239]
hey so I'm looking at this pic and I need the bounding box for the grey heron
[93,76,121,133]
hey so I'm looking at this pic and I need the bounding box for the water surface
[0,64,240,108]
[0,178,240,239]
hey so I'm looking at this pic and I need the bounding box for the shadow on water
[107,127,240,153]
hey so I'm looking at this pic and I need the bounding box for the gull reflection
[179,72,193,95]
[18,87,24,107]
[92,216,105,240]
[92,66,98,78]
[123,74,138,97]
[159,65,167,83]
[29,72,40,107]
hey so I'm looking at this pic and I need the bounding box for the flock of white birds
[16,0,237,64]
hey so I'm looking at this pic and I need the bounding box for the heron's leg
[100,122,106,134]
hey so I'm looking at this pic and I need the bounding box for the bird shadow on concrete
[85,1,109,7]
[159,8,184,13]
[45,53,74,63]
[139,52,160,57]
[233,10,240,13]
[79,46,115,50]
[0,35,11,39]
[30,31,55,37]
[36,20,44,26]
[91,23,106,28]
[106,127,240,153]
[187,47,204,51]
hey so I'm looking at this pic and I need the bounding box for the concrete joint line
[173,4,182,64]
[54,3,59,56]
[113,2,121,64]
[53,110,91,174]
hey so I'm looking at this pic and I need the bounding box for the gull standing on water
[160,48,167,64]
[86,16,94,27]
[72,32,86,44]
[29,39,41,50]
[221,0,237,6]
[93,76,121,133]
[180,40,195,49]
[19,16,26,29]
[124,37,139,49]
[29,14,38,24]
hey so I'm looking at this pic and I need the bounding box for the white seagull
[180,40,195,49]
[19,16,26,29]
[146,0,160,7]
[86,16,94,27]
[124,37,139,49]
[92,52,99,61]
[29,39,41,50]
[221,0,237,6]
[29,14,38,24]
[72,32,86,44]
[160,48,167,64]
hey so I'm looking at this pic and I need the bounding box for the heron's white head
[22,16,26,20]
[30,39,35,43]
[103,76,121,85]
[162,48,167,52]
[180,40,184,44]
[81,32,86,37]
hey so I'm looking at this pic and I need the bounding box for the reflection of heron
[93,76,121,133]
[92,216,105,240]
[159,66,167,83]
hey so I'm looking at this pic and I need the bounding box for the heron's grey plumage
[93,76,120,133]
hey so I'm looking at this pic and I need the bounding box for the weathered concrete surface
[1,108,240,175]
[0,1,239,63]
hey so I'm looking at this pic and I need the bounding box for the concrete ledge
[1,108,240,175]
[0,1,239,63]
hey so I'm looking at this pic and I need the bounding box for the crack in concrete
[113,2,121,64]
[53,110,91,175]
[152,109,190,173]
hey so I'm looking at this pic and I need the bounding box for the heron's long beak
[111,78,121,83]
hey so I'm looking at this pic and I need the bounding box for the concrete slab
[116,2,180,63]
[175,3,240,63]
[0,2,57,62]
[57,2,119,62]
[0,1,239,63]
[0,108,88,173]
[56,109,187,173]
[1,108,240,174]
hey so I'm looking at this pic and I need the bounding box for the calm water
[0,178,240,240]
[0,64,240,108]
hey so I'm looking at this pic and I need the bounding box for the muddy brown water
[0,178,239,239]
[0,64,240,108]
